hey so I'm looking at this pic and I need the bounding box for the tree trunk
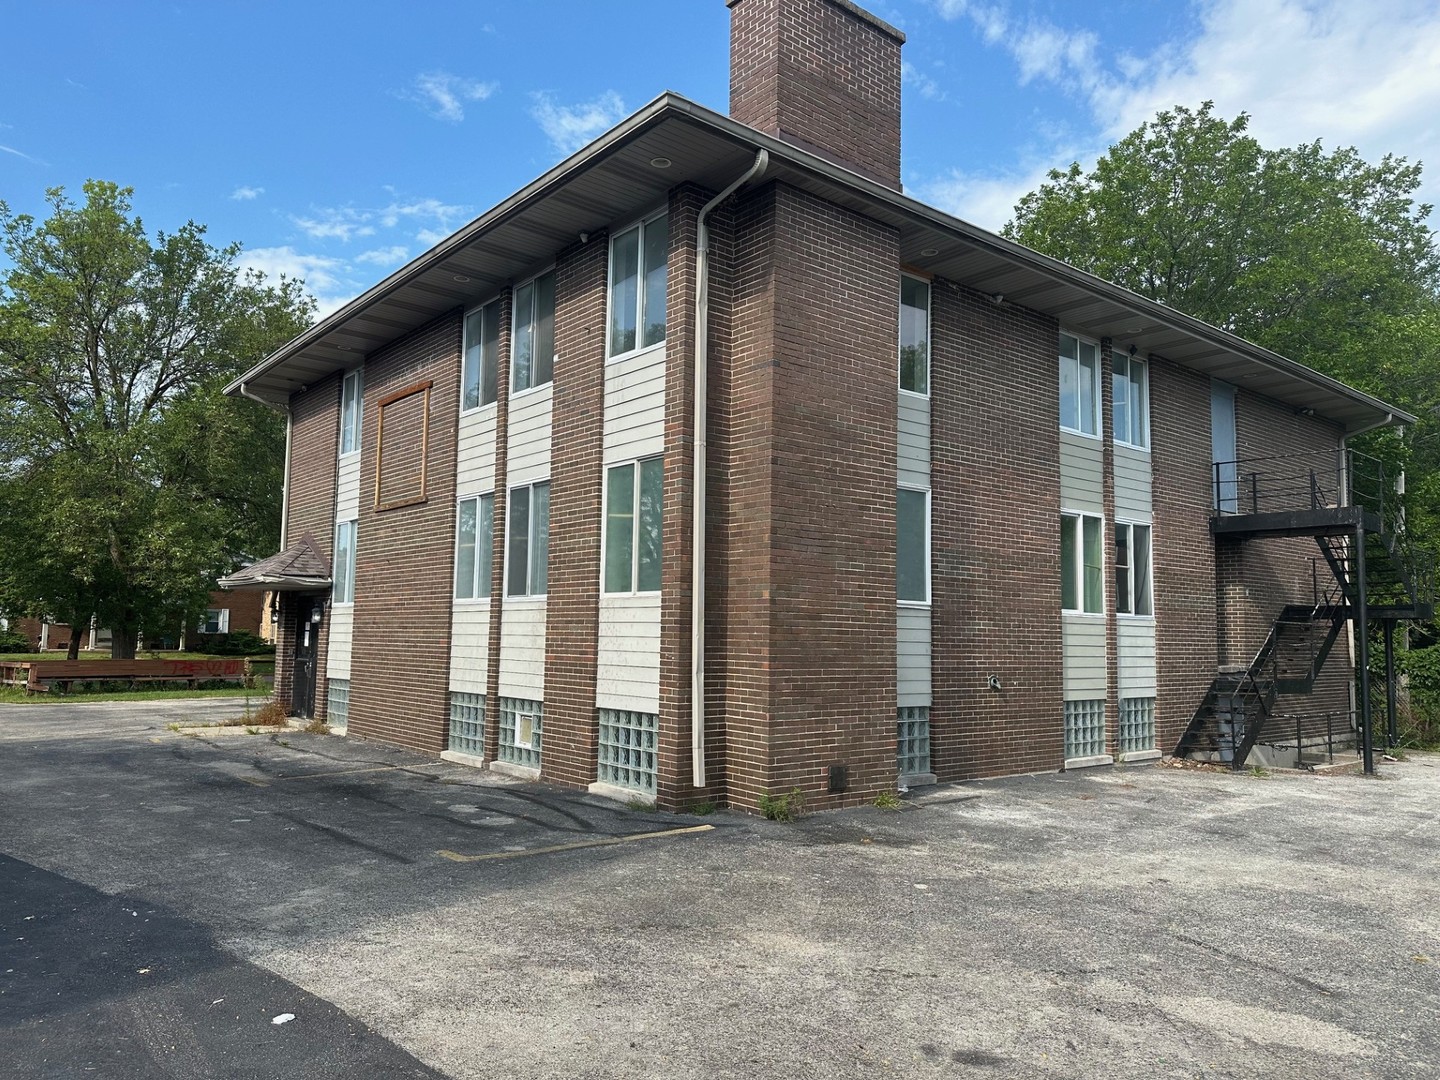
[66,633,81,660]
[111,626,138,660]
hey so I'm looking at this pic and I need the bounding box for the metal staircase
[1176,448,1435,771]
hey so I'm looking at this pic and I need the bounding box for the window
[604,458,664,594]
[198,608,230,635]
[1113,352,1149,448]
[1059,333,1101,436]
[609,213,668,356]
[900,275,930,395]
[1114,521,1153,616]
[333,518,358,604]
[512,271,556,393]
[462,298,502,410]
[1118,697,1156,755]
[1064,699,1107,760]
[506,481,550,597]
[455,494,495,599]
[897,487,930,603]
[340,369,363,456]
[1061,512,1103,613]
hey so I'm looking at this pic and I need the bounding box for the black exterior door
[292,601,319,719]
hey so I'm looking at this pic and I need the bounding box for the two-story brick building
[223,0,1421,811]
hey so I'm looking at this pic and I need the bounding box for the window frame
[505,480,550,599]
[460,295,504,414]
[899,272,932,398]
[454,492,496,601]
[602,456,665,596]
[1114,519,1154,618]
[897,485,932,607]
[510,267,557,398]
[339,369,363,457]
[1060,510,1105,615]
[198,608,230,635]
[1058,332,1102,439]
[1113,351,1150,450]
[332,517,358,606]
[606,209,669,362]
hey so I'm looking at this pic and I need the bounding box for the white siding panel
[1114,444,1153,520]
[898,395,931,488]
[1117,619,1158,696]
[325,605,353,681]
[1062,616,1107,699]
[448,602,491,695]
[595,594,661,713]
[604,346,666,463]
[1059,432,1105,514]
[507,386,553,487]
[498,600,546,699]
[456,408,499,496]
[897,606,932,707]
[335,455,362,520]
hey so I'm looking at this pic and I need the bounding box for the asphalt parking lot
[2,699,1438,1079]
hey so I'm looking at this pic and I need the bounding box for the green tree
[1005,103,1440,540]
[0,180,314,657]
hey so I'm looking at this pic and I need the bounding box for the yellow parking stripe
[438,824,715,863]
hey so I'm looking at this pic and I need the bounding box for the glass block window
[1119,697,1156,755]
[597,709,658,794]
[448,692,486,756]
[499,697,543,768]
[1064,699,1106,760]
[897,706,931,778]
[326,679,350,728]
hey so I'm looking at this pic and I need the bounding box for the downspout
[693,149,769,788]
[240,382,294,548]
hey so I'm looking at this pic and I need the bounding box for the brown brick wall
[930,283,1064,779]
[348,316,461,751]
[275,374,340,715]
[541,234,610,789]
[728,0,904,188]
[713,181,899,811]
[482,293,514,765]
[1150,359,1221,752]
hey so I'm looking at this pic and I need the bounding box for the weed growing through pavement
[758,787,805,821]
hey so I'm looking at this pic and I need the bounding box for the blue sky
[3,0,1438,316]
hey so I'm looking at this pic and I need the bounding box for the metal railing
[1213,447,1395,524]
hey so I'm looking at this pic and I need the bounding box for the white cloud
[0,143,40,163]
[239,246,355,317]
[531,91,627,156]
[913,161,1067,232]
[924,0,1440,222]
[404,71,497,122]
[354,245,410,266]
[902,61,946,102]
[378,198,466,230]
[415,228,450,246]
[230,185,264,201]
[291,197,468,246]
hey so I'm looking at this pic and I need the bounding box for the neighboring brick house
[4,592,265,653]
[224,0,1421,810]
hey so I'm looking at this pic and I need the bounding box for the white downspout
[240,382,294,549]
[693,149,769,788]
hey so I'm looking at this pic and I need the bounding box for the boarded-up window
[374,381,432,511]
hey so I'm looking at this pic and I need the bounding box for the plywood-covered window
[373,381,431,511]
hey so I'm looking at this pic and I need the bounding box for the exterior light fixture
[453,274,471,283]
[650,157,673,169]
[920,247,940,257]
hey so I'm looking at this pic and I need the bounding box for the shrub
[195,629,275,656]
[758,787,806,821]
[0,628,31,653]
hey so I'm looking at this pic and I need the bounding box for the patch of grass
[626,796,656,811]
[0,685,259,705]
[301,713,329,734]
[873,791,903,810]
[758,787,806,822]
[1247,765,1271,778]
[688,801,717,816]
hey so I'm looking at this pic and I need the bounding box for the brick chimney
[728,0,905,189]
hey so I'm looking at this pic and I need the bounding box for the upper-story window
[339,369,363,456]
[900,275,930,395]
[609,213,668,358]
[1113,352,1149,449]
[462,298,502,411]
[1059,333,1101,437]
[512,270,556,394]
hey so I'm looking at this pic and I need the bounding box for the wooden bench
[1,658,250,693]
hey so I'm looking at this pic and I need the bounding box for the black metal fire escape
[1175,449,1435,772]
